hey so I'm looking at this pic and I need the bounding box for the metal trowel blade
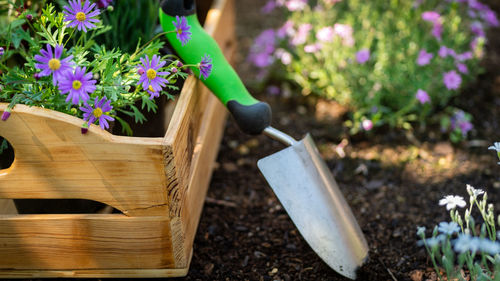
[257,134,368,279]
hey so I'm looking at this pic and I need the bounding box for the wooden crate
[0,0,235,277]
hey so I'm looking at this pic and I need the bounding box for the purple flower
[422,11,441,23]
[456,51,473,61]
[137,54,170,93]
[199,54,213,80]
[304,43,322,53]
[58,66,96,104]
[266,85,281,96]
[316,26,334,42]
[333,23,354,46]
[80,96,114,130]
[173,16,191,46]
[261,0,276,13]
[450,110,473,136]
[0,47,4,57]
[416,89,430,104]
[277,20,295,39]
[457,63,469,74]
[438,46,450,58]
[417,49,433,66]
[63,0,100,32]
[470,21,485,37]
[291,23,312,45]
[432,22,443,40]
[1,109,11,121]
[459,121,473,135]
[468,0,487,11]
[34,44,74,85]
[443,70,462,90]
[249,29,276,68]
[482,9,499,27]
[356,49,370,64]
[362,119,373,131]
[96,0,113,8]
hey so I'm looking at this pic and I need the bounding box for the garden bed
[170,0,500,280]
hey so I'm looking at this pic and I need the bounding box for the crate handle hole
[12,199,121,215]
[0,136,14,170]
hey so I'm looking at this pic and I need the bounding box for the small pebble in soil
[203,263,214,275]
[254,251,266,258]
[237,144,250,155]
[228,140,239,149]
[222,162,238,172]
[296,105,307,115]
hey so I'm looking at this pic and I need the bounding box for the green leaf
[0,138,8,155]
[129,105,147,124]
[141,95,158,113]
[113,115,133,136]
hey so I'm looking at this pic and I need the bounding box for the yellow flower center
[148,85,155,92]
[48,58,61,70]
[76,12,86,22]
[92,107,103,118]
[146,69,157,80]
[177,29,183,35]
[72,80,82,90]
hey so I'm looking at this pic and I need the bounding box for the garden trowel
[159,1,368,279]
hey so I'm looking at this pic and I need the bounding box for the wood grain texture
[0,0,232,276]
[0,104,168,216]
[179,0,236,265]
[162,0,234,268]
[0,214,174,269]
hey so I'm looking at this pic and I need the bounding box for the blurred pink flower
[456,63,469,74]
[356,49,370,64]
[443,70,462,90]
[291,23,312,45]
[417,49,433,66]
[416,89,430,104]
[333,23,354,46]
[277,20,295,38]
[304,43,322,53]
[432,22,443,40]
[362,119,373,131]
[438,46,451,58]
[316,26,334,42]
[455,51,473,61]
[422,11,441,23]
[285,0,308,11]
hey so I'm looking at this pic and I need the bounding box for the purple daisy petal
[34,44,75,86]
[199,54,213,80]
[63,0,100,33]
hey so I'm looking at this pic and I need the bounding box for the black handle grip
[227,101,272,135]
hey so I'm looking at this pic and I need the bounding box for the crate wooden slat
[0,0,233,277]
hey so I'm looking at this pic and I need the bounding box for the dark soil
[170,1,500,281]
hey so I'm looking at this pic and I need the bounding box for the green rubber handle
[159,0,271,135]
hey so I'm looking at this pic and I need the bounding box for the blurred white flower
[439,195,466,210]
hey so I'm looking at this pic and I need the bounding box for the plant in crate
[250,0,497,141]
[0,0,213,152]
